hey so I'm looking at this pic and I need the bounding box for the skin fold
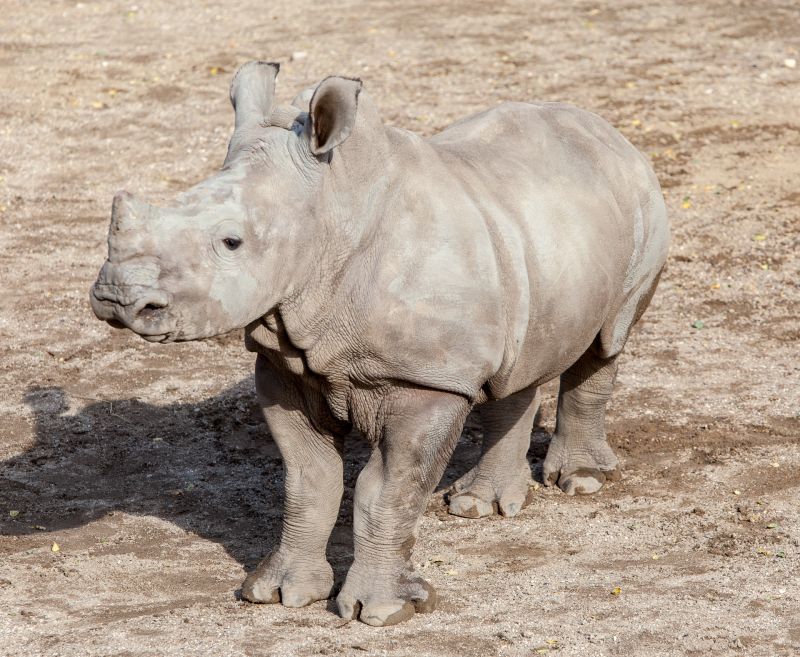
[90,61,670,626]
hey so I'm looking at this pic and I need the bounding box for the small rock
[784,58,797,69]
[497,631,514,643]
[291,51,307,62]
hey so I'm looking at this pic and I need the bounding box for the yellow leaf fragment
[610,586,622,596]
[9,510,20,518]
[733,490,741,495]
[51,542,60,552]
[753,234,767,241]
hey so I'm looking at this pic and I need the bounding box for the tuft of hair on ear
[309,76,363,156]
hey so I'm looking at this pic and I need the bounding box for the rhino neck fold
[274,121,398,352]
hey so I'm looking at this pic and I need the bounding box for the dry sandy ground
[1,1,798,655]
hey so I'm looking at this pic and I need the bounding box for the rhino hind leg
[448,385,539,518]
[543,348,621,495]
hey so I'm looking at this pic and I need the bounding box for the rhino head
[90,61,366,342]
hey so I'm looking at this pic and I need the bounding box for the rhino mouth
[140,332,176,344]
[90,284,176,341]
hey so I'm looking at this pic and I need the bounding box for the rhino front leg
[337,389,470,626]
[448,384,539,518]
[241,355,347,608]
[543,348,621,495]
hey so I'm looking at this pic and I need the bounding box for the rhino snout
[90,282,174,340]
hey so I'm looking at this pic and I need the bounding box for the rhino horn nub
[110,190,150,232]
[230,61,280,129]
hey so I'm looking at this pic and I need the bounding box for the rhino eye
[222,237,242,251]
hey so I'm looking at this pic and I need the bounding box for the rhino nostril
[137,302,168,321]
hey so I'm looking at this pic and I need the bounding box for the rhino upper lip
[91,285,175,338]
[91,285,143,308]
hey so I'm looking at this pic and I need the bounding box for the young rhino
[90,61,669,626]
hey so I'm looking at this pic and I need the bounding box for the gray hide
[90,60,669,626]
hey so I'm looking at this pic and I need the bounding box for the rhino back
[424,102,668,396]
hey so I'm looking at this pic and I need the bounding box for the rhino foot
[447,462,534,519]
[542,433,621,496]
[337,565,436,627]
[241,550,334,608]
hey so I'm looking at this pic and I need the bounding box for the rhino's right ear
[309,76,362,156]
[230,61,280,129]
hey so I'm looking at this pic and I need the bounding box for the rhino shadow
[1,383,550,584]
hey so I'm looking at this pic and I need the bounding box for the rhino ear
[230,61,280,129]
[309,76,362,156]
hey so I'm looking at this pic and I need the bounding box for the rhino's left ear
[309,76,362,156]
[230,61,280,129]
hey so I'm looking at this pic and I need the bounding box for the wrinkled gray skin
[91,61,669,626]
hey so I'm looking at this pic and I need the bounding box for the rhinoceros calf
[90,61,669,626]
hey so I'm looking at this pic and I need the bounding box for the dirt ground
[0,0,798,655]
